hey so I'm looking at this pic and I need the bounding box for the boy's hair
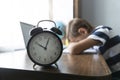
[67,18,94,40]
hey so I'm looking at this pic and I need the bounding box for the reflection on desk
[0,50,111,80]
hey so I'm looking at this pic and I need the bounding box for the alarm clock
[27,20,63,67]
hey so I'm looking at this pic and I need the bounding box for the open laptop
[20,22,35,47]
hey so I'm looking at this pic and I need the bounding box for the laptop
[20,22,35,47]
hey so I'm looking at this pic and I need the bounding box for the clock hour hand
[35,42,46,49]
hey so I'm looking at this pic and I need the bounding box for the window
[0,0,73,52]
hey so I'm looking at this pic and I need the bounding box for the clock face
[27,31,63,66]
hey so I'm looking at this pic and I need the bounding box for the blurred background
[0,0,120,52]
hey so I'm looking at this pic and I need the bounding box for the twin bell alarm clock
[27,20,63,67]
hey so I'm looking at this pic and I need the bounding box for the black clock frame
[27,31,63,67]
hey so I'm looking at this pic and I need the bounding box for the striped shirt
[88,25,120,73]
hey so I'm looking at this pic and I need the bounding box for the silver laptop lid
[20,22,34,47]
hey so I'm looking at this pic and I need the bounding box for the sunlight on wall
[53,0,73,25]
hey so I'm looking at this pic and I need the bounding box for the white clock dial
[27,31,63,66]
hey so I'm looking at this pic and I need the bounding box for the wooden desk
[0,50,111,80]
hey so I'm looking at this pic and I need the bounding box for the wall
[80,0,120,35]
[53,0,73,25]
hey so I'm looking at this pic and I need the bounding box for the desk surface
[0,50,111,80]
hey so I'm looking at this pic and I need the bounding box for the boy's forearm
[67,38,100,55]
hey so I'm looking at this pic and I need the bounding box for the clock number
[37,56,41,61]
[55,38,60,45]
[44,35,49,39]
[32,46,35,50]
[54,39,57,44]
[56,46,59,49]
[38,37,42,41]
[33,52,37,56]
[44,58,46,62]
[50,56,53,60]
[54,52,57,55]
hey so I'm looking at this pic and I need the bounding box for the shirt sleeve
[88,25,112,45]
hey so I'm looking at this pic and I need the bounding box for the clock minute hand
[45,38,50,49]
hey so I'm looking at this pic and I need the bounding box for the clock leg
[33,63,38,70]
[54,63,59,69]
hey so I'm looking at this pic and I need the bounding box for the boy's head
[67,18,94,42]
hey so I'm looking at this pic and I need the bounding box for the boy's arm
[67,38,100,55]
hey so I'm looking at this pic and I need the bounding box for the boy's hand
[67,42,81,55]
